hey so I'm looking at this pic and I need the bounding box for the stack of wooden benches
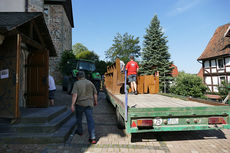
[104,58,159,94]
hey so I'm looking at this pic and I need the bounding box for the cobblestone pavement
[1,86,230,153]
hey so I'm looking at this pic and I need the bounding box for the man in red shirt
[125,56,139,95]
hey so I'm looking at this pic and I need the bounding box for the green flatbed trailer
[106,90,230,134]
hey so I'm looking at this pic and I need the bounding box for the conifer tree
[139,15,173,92]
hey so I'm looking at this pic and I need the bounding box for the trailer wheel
[131,133,141,143]
[116,107,125,129]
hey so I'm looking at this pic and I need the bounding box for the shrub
[218,81,230,103]
[59,50,76,75]
[169,72,207,98]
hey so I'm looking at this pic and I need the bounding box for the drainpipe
[25,0,28,12]
[197,60,202,64]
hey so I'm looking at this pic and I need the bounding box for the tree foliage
[139,14,173,91]
[105,32,141,63]
[59,50,76,75]
[169,72,207,98]
[72,43,89,56]
[95,60,112,75]
[218,81,230,102]
[76,50,99,61]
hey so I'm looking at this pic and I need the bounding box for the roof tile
[198,23,230,60]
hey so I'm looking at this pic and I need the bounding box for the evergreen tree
[139,15,173,91]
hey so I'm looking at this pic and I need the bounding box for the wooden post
[137,76,144,94]
[15,34,21,118]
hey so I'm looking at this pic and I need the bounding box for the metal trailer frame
[106,71,230,134]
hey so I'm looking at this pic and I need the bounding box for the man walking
[126,55,139,95]
[71,71,97,144]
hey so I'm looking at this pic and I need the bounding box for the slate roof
[44,0,74,27]
[197,23,230,61]
[0,12,56,56]
[0,12,40,33]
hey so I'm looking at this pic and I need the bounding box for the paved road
[1,86,230,153]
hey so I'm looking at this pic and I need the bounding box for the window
[204,60,210,68]
[211,60,216,67]
[217,59,224,69]
[44,7,49,16]
[219,76,226,84]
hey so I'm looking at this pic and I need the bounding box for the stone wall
[28,0,44,12]
[44,4,72,82]
[0,0,25,12]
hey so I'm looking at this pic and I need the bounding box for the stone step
[0,115,76,144]
[12,110,73,133]
[0,119,15,133]
[20,106,67,124]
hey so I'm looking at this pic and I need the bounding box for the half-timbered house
[197,23,230,92]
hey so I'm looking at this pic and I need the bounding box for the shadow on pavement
[58,87,126,152]
[131,129,226,142]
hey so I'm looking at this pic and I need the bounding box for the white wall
[212,76,218,85]
[0,0,25,12]
[213,86,218,92]
[205,76,211,84]
[204,69,210,73]
[211,68,217,73]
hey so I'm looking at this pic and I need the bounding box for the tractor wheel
[94,80,101,94]
[67,81,73,95]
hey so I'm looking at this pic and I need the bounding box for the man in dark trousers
[126,55,139,95]
[71,71,98,144]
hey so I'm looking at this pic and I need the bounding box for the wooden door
[0,35,20,118]
[26,50,49,107]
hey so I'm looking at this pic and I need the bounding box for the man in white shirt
[120,60,125,72]
[49,75,56,106]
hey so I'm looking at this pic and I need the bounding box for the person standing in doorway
[125,55,139,95]
[120,60,125,72]
[71,71,98,144]
[49,75,56,106]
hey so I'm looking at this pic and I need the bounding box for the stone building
[0,0,74,81]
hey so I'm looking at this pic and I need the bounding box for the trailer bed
[114,94,212,108]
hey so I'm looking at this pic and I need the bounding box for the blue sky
[72,0,230,74]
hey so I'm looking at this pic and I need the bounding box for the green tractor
[62,59,101,94]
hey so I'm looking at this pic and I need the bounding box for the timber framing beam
[21,33,45,51]
[203,72,230,76]
[32,21,45,46]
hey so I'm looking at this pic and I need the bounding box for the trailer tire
[131,133,141,143]
[116,107,125,129]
